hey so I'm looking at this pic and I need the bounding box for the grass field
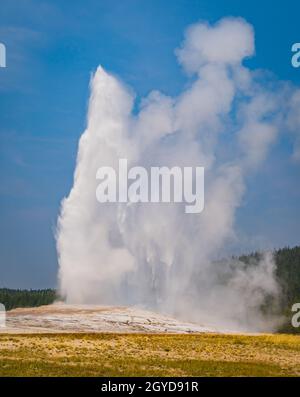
[0,333,299,376]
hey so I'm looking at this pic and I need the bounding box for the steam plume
[57,17,297,332]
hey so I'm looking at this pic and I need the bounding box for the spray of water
[56,17,297,332]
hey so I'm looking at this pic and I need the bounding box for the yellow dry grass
[0,333,299,376]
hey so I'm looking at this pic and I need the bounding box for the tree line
[0,288,56,311]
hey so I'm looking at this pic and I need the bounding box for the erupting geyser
[57,17,286,332]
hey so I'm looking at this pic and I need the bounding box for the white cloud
[176,17,254,73]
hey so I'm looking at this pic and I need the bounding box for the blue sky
[0,0,299,288]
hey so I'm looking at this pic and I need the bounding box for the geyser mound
[4,303,218,334]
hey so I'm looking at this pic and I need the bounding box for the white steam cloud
[57,17,298,332]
